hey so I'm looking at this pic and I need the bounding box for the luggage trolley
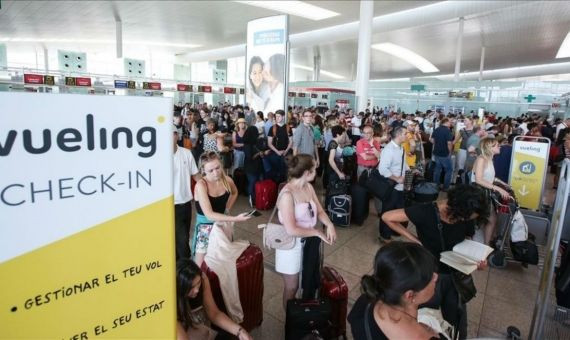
[488,192,521,268]
[488,187,546,269]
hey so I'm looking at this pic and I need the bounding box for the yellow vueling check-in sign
[0,92,175,339]
[509,138,549,211]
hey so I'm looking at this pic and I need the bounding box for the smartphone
[245,210,261,217]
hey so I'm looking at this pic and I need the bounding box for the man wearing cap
[173,125,201,260]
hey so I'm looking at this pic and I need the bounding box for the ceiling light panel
[291,63,344,79]
[234,1,339,21]
[556,32,570,59]
[372,42,439,73]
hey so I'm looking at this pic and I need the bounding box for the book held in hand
[440,239,494,275]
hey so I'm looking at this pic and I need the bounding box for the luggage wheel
[489,251,507,269]
[507,325,521,340]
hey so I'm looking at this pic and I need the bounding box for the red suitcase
[201,244,264,331]
[320,266,349,339]
[255,179,277,210]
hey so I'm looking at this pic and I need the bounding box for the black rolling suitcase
[285,299,332,340]
[351,184,369,225]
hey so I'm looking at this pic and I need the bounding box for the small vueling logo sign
[519,161,536,174]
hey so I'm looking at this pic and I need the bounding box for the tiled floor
[193,175,560,339]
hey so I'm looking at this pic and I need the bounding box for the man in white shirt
[173,126,201,259]
[351,111,363,145]
[377,126,409,241]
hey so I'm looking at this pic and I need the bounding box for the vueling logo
[0,114,157,158]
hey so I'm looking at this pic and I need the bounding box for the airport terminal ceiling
[0,1,570,81]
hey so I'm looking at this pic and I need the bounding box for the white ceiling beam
[179,1,536,62]
[421,62,570,81]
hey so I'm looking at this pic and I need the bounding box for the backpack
[272,124,291,148]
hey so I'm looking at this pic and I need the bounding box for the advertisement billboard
[0,93,174,338]
[245,15,288,116]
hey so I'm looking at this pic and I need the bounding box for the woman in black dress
[381,184,490,339]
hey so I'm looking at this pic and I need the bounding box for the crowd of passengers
[173,102,570,339]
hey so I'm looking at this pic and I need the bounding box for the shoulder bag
[365,148,405,201]
[258,190,296,250]
[433,202,477,304]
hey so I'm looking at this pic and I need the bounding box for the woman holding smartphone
[192,152,251,267]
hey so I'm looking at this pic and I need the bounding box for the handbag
[258,190,295,250]
[433,203,477,304]
[366,149,405,201]
[342,146,356,157]
[327,178,349,197]
[365,169,395,200]
[510,210,528,242]
[404,170,414,192]
[510,240,539,265]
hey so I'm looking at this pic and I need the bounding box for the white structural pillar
[454,17,465,82]
[313,55,321,81]
[43,47,49,72]
[355,0,374,112]
[116,20,123,58]
[478,46,486,82]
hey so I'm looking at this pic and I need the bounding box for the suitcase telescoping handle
[298,300,324,307]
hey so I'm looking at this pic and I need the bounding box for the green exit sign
[411,84,425,92]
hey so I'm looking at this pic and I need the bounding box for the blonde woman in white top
[472,137,512,245]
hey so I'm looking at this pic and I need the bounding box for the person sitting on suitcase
[192,152,252,267]
[326,125,348,183]
[348,242,440,340]
[381,185,490,339]
[276,154,337,310]
[176,258,253,340]
[324,125,348,210]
